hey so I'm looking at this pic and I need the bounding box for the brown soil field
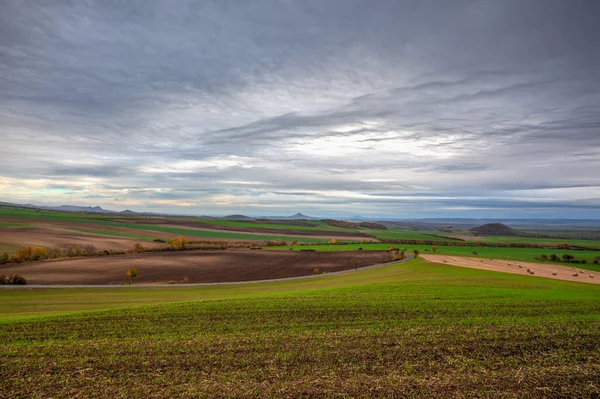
[0,249,391,285]
[157,224,376,242]
[113,218,372,239]
[0,225,165,252]
[2,218,373,242]
[421,254,600,284]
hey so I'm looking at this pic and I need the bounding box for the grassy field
[472,234,600,248]
[195,218,355,232]
[66,227,163,242]
[1,259,600,397]
[366,228,459,242]
[0,206,355,243]
[278,243,600,271]
[0,221,28,227]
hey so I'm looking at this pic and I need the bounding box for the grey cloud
[1,0,599,217]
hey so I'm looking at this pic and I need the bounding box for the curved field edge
[1,259,600,398]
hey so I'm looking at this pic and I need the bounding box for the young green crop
[1,259,599,397]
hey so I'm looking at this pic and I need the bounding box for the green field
[67,227,163,242]
[0,221,28,227]
[194,218,355,232]
[1,259,599,397]
[365,228,459,242]
[278,243,600,271]
[0,206,352,243]
[472,234,600,248]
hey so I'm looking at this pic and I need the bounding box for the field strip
[0,255,413,288]
[421,254,600,284]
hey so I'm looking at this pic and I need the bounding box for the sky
[1,0,600,219]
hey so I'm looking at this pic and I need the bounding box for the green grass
[195,218,355,232]
[1,259,599,397]
[275,243,600,271]
[66,228,163,241]
[366,228,458,242]
[474,234,600,248]
[85,221,335,242]
[0,206,346,242]
[0,221,27,227]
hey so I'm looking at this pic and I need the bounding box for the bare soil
[119,218,372,239]
[0,249,391,285]
[421,254,600,284]
[0,225,165,252]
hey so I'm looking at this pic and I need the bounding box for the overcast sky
[1,0,599,218]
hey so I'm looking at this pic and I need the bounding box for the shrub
[593,256,600,265]
[127,268,138,284]
[412,249,420,258]
[7,274,26,285]
[0,274,6,284]
[169,235,188,250]
[562,254,574,263]
[181,277,189,283]
[131,243,144,253]
[313,268,321,275]
[0,252,9,264]
[168,280,176,284]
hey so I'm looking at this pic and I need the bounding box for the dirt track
[421,254,600,284]
[0,249,391,285]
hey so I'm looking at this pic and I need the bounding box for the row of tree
[535,253,591,264]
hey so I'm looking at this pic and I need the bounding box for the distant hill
[44,205,117,213]
[289,213,311,219]
[469,223,521,236]
[120,209,139,215]
[323,219,387,230]
[223,214,254,220]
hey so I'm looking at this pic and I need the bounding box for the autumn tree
[127,268,138,284]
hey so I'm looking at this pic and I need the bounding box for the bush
[7,274,26,285]
[127,268,138,284]
[0,274,6,284]
[0,252,9,264]
[313,268,321,275]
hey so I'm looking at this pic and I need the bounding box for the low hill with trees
[469,223,521,236]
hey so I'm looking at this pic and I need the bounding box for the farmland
[2,205,600,397]
[2,259,600,397]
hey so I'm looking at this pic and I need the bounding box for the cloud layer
[1,0,599,217]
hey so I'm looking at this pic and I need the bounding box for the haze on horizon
[1,0,599,219]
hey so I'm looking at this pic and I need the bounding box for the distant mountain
[470,223,521,236]
[289,212,311,219]
[120,209,139,215]
[257,213,320,220]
